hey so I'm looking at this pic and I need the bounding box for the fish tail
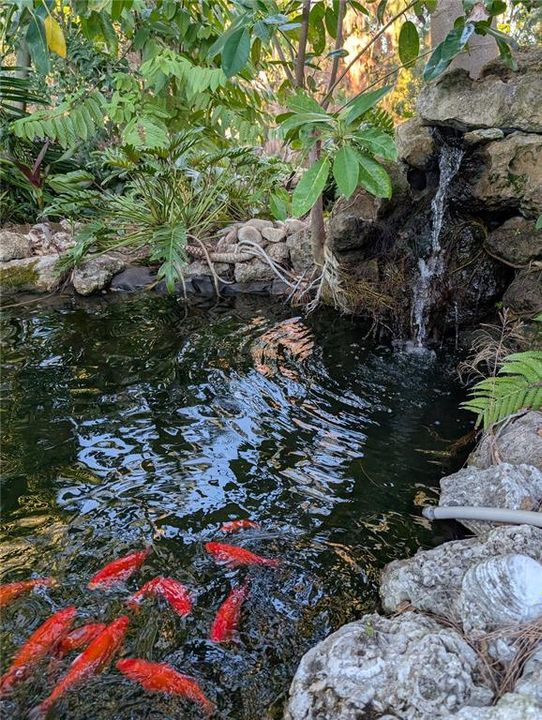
[27,701,49,720]
[0,669,17,697]
[261,558,280,568]
[200,697,216,716]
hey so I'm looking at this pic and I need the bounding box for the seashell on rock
[459,553,542,633]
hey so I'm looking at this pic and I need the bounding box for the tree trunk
[430,0,498,79]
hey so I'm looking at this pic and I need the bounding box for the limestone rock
[417,49,542,133]
[238,225,265,246]
[262,226,286,243]
[286,228,314,272]
[245,218,274,231]
[503,269,542,317]
[459,554,542,633]
[0,255,64,293]
[514,644,542,702]
[463,128,505,145]
[72,255,126,295]
[234,257,275,283]
[396,117,435,169]
[0,229,32,262]
[284,219,307,236]
[267,242,289,264]
[469,132,542,217]
[328,187,382,254]
[285,612,493,720]
[183,260,230,277]
[485,217,542,266]
[450,693,542,719]
[381,524,542,619]
[469,412,542,472]
[439,463,542,535]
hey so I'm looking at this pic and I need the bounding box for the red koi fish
[0,578,55,608]
[220,520,261,534]
[117,658,215,716]
[204,542,279,568]
[57,623,107,657]
[30,616,130,719]
[0,606,76,696]
[210,580,250,643]
[87,547,151,589]
[127,577,192,617]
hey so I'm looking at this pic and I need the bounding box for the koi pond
[1,292,469,719]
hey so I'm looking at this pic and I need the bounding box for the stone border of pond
[284,411,542,719]
[0,218,313,299]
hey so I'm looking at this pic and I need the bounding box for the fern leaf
[461,350,542,429]
[149,223,188,293]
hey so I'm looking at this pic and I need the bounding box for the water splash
[411,144,464,348]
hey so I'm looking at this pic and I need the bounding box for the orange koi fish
[0,578,55,608]
[30,616,130,719]
[0,606,76,696]
[87,547,151,589]
[117,658,215,716]
[127,577,192,617]
[220,520,261,534]
[210,580,250,643]
[57,623,107,657]
[204,542,279,568]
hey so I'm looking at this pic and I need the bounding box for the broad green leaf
[253,19,271,42]
[424,0,437,11]
[287,92,327,115]
[423,23,475,82]
[222,27,250,77]
[44,15,66,58]
[356,152,392,198]
[333,146,359,199]
[270,189,290,220]
[341,85,393,125]
[308,12,326,55]
[351,2,370,16]
[535,215,542,231]
[376,0,388,23]
[327,48,349,59]
[26,14,49,75]
[399,21,419,68]
[292,158,330,217]
[122,116,169,149]
[325,6,338,37]
[280,112,333,133]
[355,127,397,160]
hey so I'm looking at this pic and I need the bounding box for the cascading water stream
[411,144,464,348]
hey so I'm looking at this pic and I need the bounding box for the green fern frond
[11,91,106,148]
[461,350,542,429]
[148,224,188,293]
[364,107,395,135]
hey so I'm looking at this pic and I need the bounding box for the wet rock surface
[0,255,64,293]
[72,255,126,295]
[469,412,542,471]
[285,612,493,720]
[502,269,542,318]
[485,217,542,267]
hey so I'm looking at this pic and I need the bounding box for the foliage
[461,350,542,429]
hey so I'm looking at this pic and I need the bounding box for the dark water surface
[1,293,469,719]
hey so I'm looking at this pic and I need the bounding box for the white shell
[459,553,542,632]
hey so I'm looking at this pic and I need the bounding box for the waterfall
[411,144,464,348]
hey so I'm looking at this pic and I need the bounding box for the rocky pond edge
[284,411,542,720]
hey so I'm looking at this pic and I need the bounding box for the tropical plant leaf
[222,27,250,77]
[149,223,188,293]
[26,13,49,75]
[292,157,330,217]
[122,116,169,149]
[423,23,475,82]
[333,146,359,199]
[44,15,67,58]
[461,350,542,429]
[341,86,393,126]
[356,152,392,198]
[280,111,333,134]
[399,21,419,68]
[354,127,397,160]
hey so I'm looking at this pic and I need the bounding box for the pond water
[1,293,469,719]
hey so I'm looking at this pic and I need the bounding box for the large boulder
[438,463,542,535]
[286,228,314,272]
[417,49,542,133]
[468,132,542,217]
[72,254,126,295]
[381,524,542,619]
[485,217,542,266]
[396,117,435,169]
[503,268,542,317]
[284,612,493,720]
[0,255,64,293]
[450,693,542,720]
[234,257,276,283]
[0,229,32,262]
[469,412,542,472]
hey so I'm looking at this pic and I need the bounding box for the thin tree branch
[274,37,295,85]
[323,0,346,108]
[321,0,419,105]
[295,0,311,88]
